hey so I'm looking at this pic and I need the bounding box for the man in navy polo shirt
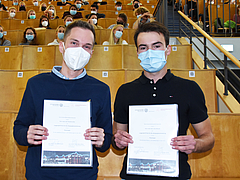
[112,21,215,180]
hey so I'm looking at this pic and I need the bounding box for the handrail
[153,0,162,16]
[178,11,240,69]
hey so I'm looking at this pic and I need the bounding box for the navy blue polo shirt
[114,70,208,180]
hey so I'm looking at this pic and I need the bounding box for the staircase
[167,5,203,37]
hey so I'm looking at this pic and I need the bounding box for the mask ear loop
[61,42,66,57]
[165,45,169,60]
[62,42,65,50]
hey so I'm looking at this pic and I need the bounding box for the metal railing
[152,0,240,102]
[178,11,240,103]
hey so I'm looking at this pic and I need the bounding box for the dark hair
[21,27,38,45]
[64,20,95,45]
[115,1,122,6]
[39,15,50,27]
[133,0,140,3]
[134,21,169,49]
[88,13,98,20]
[69,4,77,11]
[91,4,98,10]
[118,13,127,24]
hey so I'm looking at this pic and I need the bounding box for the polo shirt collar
[139,69,173,84]
[52,66,87,80]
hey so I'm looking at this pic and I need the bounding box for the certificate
[41,100,92,167]
[127,104,179,177]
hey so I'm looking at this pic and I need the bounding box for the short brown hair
[134,21,169,49]
[134,6,149,16]
[64,20,95,45]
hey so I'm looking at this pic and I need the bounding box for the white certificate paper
[41,100,92,167]
[127,104,179,177]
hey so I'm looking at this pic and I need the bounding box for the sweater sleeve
[94,86,112,152]
[13,80,36,146]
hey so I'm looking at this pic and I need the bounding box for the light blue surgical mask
[62,0,66,2]
[29,15,36,19]
[58,32,64,40]
[138,49,167,73]
[66,21,72,26]
[0,32,3,39]
[76,3,81,9]
[114,31,122,39]
[13,2,18,5]
[26,34,34,41]
[116,7,122,11]
[70,10,77,15]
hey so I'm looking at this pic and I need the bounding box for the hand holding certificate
[84,127,105,148]
[41,100,93,167]
[27,125,48,145]
[127,104,179,177]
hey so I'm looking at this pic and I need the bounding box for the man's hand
[114,130,133,149]
[171,118,215,154]
[140,12,150,23]
[84,127,105,148]
[27,125,48,145]
[171,135,196,154]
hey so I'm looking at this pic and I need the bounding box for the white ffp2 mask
[62,43,91,71]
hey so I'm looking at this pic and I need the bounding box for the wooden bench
[1,111,239,179]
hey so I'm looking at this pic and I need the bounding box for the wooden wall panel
[0,112,17,180]
[0,46,23,70]
[189,113,240,178]
[0,70,39,112]
[22,46,55,70]
[171,69,217,112]
[87,70,125,110]
[87,45,123,70]
[122,45,141,70]
[168,45,193,69]
[0,112,27,180]
[54,46,63,66]
[4,30,23,46]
